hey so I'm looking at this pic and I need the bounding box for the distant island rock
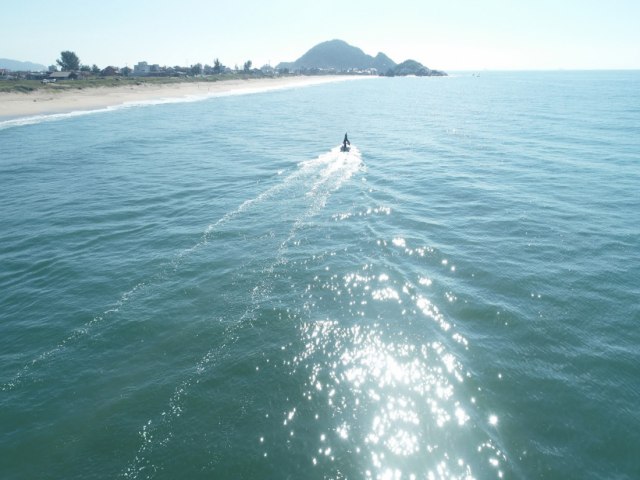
[276,39,446,77]
[0,58,47,72]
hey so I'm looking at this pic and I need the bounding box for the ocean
[1,71,638,479]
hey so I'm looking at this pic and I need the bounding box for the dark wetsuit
[343,133,350,149]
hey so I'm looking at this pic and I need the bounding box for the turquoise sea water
[1,72,639,479]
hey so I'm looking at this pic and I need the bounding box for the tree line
[56,51,257,76]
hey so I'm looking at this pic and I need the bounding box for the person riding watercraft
[341,133,351,152]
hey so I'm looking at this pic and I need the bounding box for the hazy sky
[3,0,639,70]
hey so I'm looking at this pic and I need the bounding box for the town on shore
[0,55,382,94]
[2,55,342,81]
[1,59,365,83]
[1,40,446,93]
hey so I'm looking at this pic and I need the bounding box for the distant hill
[391,59,446,77]
[0,58,47,72]
[278,39,383,71]
[276,39,446,76]
[372,52,396,73]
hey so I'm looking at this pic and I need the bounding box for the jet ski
[341,133,351,152]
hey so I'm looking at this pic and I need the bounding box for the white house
[133,62,150,76]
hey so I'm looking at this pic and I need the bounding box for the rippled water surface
[1,72,639,479]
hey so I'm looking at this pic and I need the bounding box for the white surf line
[0,76,373,131]
[121,147,364,479]
[1,162,311,392]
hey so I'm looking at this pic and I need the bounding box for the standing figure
[342,133,351,151]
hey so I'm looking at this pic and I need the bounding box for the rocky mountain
[372,52,396,73]
[0,58,47,72]
[390,59,446,77]
[280,39,374,71]
[276,39,446,76]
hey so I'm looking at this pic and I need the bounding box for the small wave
[121,145,365,478]
[1,281,148,392]
[2,145,363,395]
[0,77,371,131]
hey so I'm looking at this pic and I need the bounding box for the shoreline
[0,75,365,121]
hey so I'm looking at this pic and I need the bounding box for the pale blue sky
[3,0,639,70]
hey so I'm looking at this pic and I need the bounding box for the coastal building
[133,62,161,76]
[48,71,77,80]
[100,66,120,76]
[260,64,275,75]
[133,61,150,76]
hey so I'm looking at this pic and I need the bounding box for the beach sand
[0,76,360,120]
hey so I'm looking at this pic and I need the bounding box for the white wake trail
[2,148,359,392]
[122,146,364,479]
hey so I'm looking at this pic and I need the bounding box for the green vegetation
[0,72,276,94]
[0,50,281,94]
[57,51,80,71]
[4,83,38,93]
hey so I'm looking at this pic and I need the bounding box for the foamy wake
[122,145,364,478]
[2,146,363,396]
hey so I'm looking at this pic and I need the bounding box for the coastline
[0,75,364,121]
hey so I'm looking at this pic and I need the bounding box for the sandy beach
[0,75,360,120]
